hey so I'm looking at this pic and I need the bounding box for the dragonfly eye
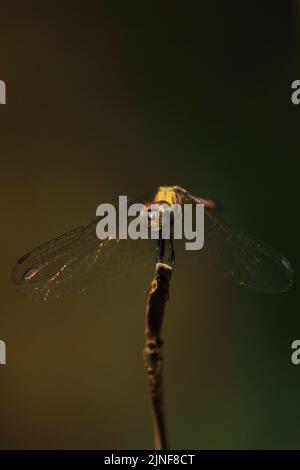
[148,209,160,221]
[139,200,172,232]
[139,208,161,230]
[148,201,172,231]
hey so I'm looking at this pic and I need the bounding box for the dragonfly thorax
[153,185,193,206]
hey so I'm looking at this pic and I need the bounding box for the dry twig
[144,262,173,450]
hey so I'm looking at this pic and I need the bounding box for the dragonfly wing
[202,207,293,293]
[12,218,101,284]
[12,216,153,300]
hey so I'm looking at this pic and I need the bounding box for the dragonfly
[11,185,293,300]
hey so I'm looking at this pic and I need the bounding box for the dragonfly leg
[168,235,175,267]
[156,234,166,263]
[156,232,175,267]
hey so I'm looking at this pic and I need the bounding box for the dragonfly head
[140,200,174,232]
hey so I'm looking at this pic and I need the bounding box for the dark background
[0,1,299,449]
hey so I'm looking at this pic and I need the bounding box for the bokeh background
[0,1,300,449]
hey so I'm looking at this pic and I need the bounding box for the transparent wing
[201,206,292,293]
[12,215,154,301]
[12,218,101,284]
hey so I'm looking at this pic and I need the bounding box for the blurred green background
[0,1,300,449]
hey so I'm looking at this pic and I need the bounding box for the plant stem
[144,262,173,450]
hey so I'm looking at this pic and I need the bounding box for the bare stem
[144,262,173,450]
